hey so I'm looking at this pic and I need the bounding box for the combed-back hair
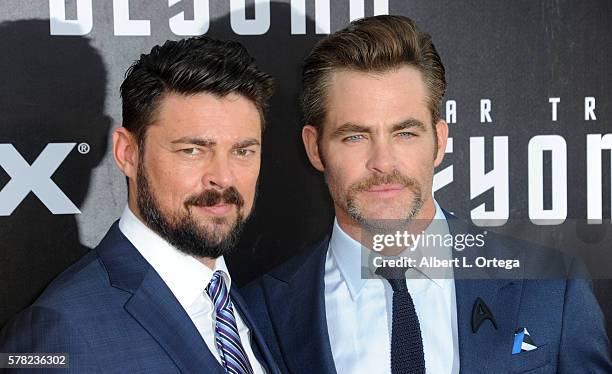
[120,36,274,146]
[301,15,445,128]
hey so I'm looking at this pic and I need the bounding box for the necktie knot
[375,266,409,292]
[206,270,229,312]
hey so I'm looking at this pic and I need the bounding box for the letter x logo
[0,143,80,215]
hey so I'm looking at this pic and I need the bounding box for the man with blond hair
[242,15,611,374]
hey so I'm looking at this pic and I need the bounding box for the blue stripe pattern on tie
[206,271,254,374]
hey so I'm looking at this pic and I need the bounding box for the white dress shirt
[118,206,265,374]
[324,200,460,374]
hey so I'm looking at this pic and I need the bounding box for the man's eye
[342,134,366,143]
[396,131,415,138]
[233,148,255,157]
[181,148,200,155]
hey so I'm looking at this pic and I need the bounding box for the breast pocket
[510,344,553,373]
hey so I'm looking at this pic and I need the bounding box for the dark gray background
[1,0,611,337]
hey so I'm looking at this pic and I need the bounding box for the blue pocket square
[512,327,537,354]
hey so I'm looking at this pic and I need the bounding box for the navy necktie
[206,271,254,374]
[376,266,426,374]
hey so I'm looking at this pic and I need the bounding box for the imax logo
[0,143,82,215]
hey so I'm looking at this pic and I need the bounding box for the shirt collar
[329,199,452,300]
[118,205,231,311]
[329,216,369,300]
[409,200,453,288]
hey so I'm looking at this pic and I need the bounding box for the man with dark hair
[0,36,279,374]
[242,15,611,373]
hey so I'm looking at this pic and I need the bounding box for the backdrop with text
[0,0,610,335]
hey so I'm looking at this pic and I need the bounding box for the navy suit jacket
[241,212,612,373]
[0,222,280,374]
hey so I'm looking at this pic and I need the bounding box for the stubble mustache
[348,170,420,194]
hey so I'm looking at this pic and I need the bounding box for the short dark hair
[301,15,446,128]
[120,36,274,147]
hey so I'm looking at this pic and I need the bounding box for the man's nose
[365,140,397,174]
[201,152,233,190]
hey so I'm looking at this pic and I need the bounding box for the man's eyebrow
[332,123,373,136]
[233,138,261,148]
[391,118,427,132]
[332,119,427,137]
[170,137,216,147]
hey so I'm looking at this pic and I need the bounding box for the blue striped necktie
[206,270,254,374]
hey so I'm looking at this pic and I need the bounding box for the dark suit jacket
[0,222,280,374]
[241,211,612,373]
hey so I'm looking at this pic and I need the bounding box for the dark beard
[136,162,247,260]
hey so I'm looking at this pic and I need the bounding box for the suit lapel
[444,211,524,372]
[125,270,224,373]
[97,222,224,374]
[263,238,337,374]
[232,289,281,374]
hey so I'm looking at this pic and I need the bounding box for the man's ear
[433,119,449,167]
[302,125,325,171]
[112,127,139,179]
